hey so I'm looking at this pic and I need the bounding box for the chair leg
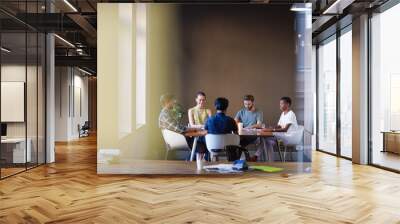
[277,140,283,162]
[283,146,287,162]
[290,148,294,161]
[165,150,169,160]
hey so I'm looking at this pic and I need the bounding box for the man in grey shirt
[235,95,263,147]
[235,95,263,128]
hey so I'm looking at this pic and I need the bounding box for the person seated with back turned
[251,96,298,161]
[235,94,263,148]
[205,97,237,134]
[188,91,212,129]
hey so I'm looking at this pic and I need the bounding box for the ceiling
[0,0,392,74]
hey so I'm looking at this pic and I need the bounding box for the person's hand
[184,129,207,137]
[186,127,199,133]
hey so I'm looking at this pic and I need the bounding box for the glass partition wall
[316,26,352,159]
[0,6,46,179]
[370,3,400,171]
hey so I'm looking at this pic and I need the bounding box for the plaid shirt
[159,108,187,133]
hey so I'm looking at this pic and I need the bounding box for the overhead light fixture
[63,0,78,12]
[290,3,312,12]
[78,67,93,76]
[1,47,11,53]
[54,34,75,48]
[322,0,354,15]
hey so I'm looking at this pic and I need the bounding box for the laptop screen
[1,123,7,137]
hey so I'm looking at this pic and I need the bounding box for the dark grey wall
[179,5,296,124]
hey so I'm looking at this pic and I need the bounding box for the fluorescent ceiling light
[78,67,93,76]
[63,0,78,12]
[322,0,354,14]
[1,47,11,53]
[54,34,75,48]
[323,0,342,14]
[291,3,312,12]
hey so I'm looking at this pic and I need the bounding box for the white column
[46,33,55,163]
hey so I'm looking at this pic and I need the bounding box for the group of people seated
[159,92,298,162]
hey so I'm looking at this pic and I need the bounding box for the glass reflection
[97,3,312,174]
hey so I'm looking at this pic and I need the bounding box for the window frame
[315,24,353,160]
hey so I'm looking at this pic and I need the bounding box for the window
[370,3,400,171]
[136,4,147,129]
[339,29,352,158]
[118,4,132,136]
[317,36,337,154]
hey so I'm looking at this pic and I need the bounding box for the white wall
[55,67,89,141]
[1,64,46,164]
[1,65,41,137]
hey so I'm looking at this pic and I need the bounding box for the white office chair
[161,129,191,160]
[205,134,240,161]
[276,125,304,162]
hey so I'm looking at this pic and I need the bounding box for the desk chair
[78,121,90,138]
[161,129,192,160]
[276,125,304,162]
[205,134,240,161]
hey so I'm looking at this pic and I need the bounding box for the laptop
[1,123,7,140]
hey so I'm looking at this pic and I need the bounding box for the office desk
[186,130,274,161]
[382,131,400,154]
[1,138,31,163]
[98,159,311,175]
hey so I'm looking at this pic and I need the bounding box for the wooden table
[382,131,400,154]
[185,130,274,161]
[98,159,311,175]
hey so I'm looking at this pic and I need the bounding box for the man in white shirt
[250,97,298,161]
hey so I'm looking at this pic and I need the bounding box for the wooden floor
[1,135,400,223]
[372,150,400,171]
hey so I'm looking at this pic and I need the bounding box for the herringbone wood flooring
[1,135,400,223]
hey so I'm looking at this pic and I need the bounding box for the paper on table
[203,164,242,173]
[250,166,283,173]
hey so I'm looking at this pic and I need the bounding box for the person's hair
[214,97,229,111]
[280,96,292,106]
[243,94,255,102]
[160,94,175,106]
[196,91,206,98]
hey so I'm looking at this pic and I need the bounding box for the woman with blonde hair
[188,91,212,128]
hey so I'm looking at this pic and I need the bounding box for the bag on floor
[225,145,250,162]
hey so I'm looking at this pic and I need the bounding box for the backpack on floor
[225,145,250,162]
